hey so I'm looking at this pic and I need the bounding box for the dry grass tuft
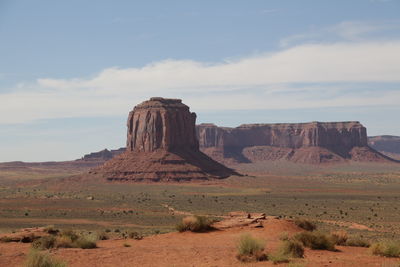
[269,252,290,264]
[371,241,400,257]
[32,236,56,250]
[294,218,316,231]
[43,225,59,235]
[176,216,214,232]
[24,249,67,267]
[345,237,370,247]
[128,231,143,240]
[236,233,267,262]
[294,231,335,251]
[30,230,96,250]
[330,230,348,245]
[279,239,305,258]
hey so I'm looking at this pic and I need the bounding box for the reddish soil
[1,218,399,267]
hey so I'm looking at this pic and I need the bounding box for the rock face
[196,122,394,164]
[368,135,400,160]
[94,97,237,181]
[126,97,198,152]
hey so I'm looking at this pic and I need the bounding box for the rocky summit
[196,122,395,164]
[92,97,237,181]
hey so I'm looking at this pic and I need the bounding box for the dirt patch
[1,218,399,267]
[320,220,374,231]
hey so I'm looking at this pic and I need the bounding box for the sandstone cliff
[196,122,394,164]
[126,97,198,152]
[93,97,237,181]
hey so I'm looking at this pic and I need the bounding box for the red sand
[1,218,399,267]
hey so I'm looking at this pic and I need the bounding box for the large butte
[92,97,238,181]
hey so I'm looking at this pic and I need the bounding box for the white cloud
[280,20,400,47]
[332,21,400,40]
[1,41,400,124]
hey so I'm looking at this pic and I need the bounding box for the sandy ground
[1,218,399,267]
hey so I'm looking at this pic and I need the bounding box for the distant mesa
[368,135,400,161]
[81,148,124,161]
[85,120,398,168]
[91,97,238,181]
[196,122,397,164]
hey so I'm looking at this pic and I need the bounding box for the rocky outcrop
[93,97,237,181]
[368,135,400,160]
[81,148,125,161]
[196,122,394,164]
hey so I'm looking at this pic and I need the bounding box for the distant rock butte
[196,122,396,164]
[81,148,125,161]
[92,97,237,181]
[368,135,400,160]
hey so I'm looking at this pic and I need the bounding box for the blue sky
[1,0,400,161]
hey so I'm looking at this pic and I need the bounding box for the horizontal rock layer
[196,122,394,164]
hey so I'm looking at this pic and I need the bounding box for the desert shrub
[345,237,370,247]
[236,233,267,262]
[59,230,78,242]
[21,234,37,243]
[97,231,108,240]
[176,216,213,233]
[38,231,97,249]
[123,243,131,247]
[269,252,290,264]
[294,218,316,231]
[330,230,348,245]
[128,231,143,240]
[268,239,304,264]
[54,236,74,248]
[74,237,97,249]
[43,225,59,235]
[32,236,56,250]
[371,241,400,257]
[294,231,335,251]
[24,249,67,267]
[279,240,305,258]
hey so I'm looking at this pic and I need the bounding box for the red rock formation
[126,97,198,152]
[196,122,394,164]
[93,98,237,181]
[82,149,113,161]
